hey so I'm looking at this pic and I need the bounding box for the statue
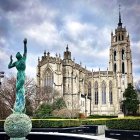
[4,39,32,140]
[8,38,27,113]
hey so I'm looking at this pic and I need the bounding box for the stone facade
[37,13,133,116]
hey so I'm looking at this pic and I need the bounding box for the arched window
[122,49,125,60]
[109,81,113,104]
[122,62,125,74]
[114,51,116,61]
[122,35,124,40]
[114,63,117,73]
[45,68,53,88]
[94,81,98,105]
[102,81,106,104]
[118,34,120,41]
[88,82,91,97]
[115,36,117,42]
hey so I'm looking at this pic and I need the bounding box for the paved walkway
[90,134,116,140]
[31,132,117,140]
[0,132,117,139]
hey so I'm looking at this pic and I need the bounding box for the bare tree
[33,86,60,111]
[135,80,140,93]
[0,74,36,118]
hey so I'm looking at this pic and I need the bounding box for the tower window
[102,81,106,104]
[88,82,91,97]
[122,49,125,60]
[122,62,125,74]
[94,81,98,105]
[114,51,116,61]
[114,63,117,73]
[109,81,113,104]
[122,35,124,40]
[118,34,120,41]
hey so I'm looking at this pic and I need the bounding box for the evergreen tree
[52,98,66,110]
[123,83,139,115]
[34,103,53,118]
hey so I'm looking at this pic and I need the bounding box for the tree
[33,103,53,118]
[52,98,66,110]
[33,97,66,118]
[0,74,36,118]
[33,86,60,111]
[123,83,139,115]
[135,80,140,93]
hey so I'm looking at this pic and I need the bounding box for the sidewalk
[32,132,117,140]
[91,134,116,140]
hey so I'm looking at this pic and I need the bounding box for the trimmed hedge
[106,118,140,130]
[0,120,4,128]
[81,119,107,125]
[0,119,107,128]
[0,120,5,128]
[32,119,81,128]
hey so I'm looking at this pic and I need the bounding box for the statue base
[4,113,32,140]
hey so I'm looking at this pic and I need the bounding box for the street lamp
[0,71,4,88]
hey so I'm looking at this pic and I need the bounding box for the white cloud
[0,50,9,60]
[0,0,140,82]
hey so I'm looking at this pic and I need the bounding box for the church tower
[109,6,133,103]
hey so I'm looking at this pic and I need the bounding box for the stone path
[32,132,117,140]
[0,132,117,139]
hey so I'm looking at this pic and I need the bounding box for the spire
[118,4,122,27]
[47,52,50,56]
[66,44,69,51]
[44,50,46,56]
[38,57,40,62]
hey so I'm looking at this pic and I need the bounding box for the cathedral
[37,10,133,116]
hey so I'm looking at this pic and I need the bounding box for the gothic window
[122,35,124,40]
[94,81,98,105]
[122,49,125,60]
[114,51,116,61]
[114,63,117,73]
[102,81,106,104]
[109,81,113,104]
[45,68,53,88]
[88,82,91,97]
[118,34,120,41]
[122,62,125,74]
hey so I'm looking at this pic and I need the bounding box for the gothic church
[37,10,133,116]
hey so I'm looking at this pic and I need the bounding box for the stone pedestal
[4,113,32,140]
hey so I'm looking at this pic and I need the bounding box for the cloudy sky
[0,0,140,82]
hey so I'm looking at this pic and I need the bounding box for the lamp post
[0,71,4,88]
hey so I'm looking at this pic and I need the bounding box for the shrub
[33,103,53,118]
[88,114,117,119]
[52,98,66,110]
[0,120,4,128]
[106,118,140,130]
[52,109,72,118]
[79,113,86,119]
[52,109,79,118]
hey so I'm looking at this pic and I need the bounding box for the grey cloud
[0,0,140,80]
[0,0,25,12]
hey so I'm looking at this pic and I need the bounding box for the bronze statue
[8,39,27,113]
